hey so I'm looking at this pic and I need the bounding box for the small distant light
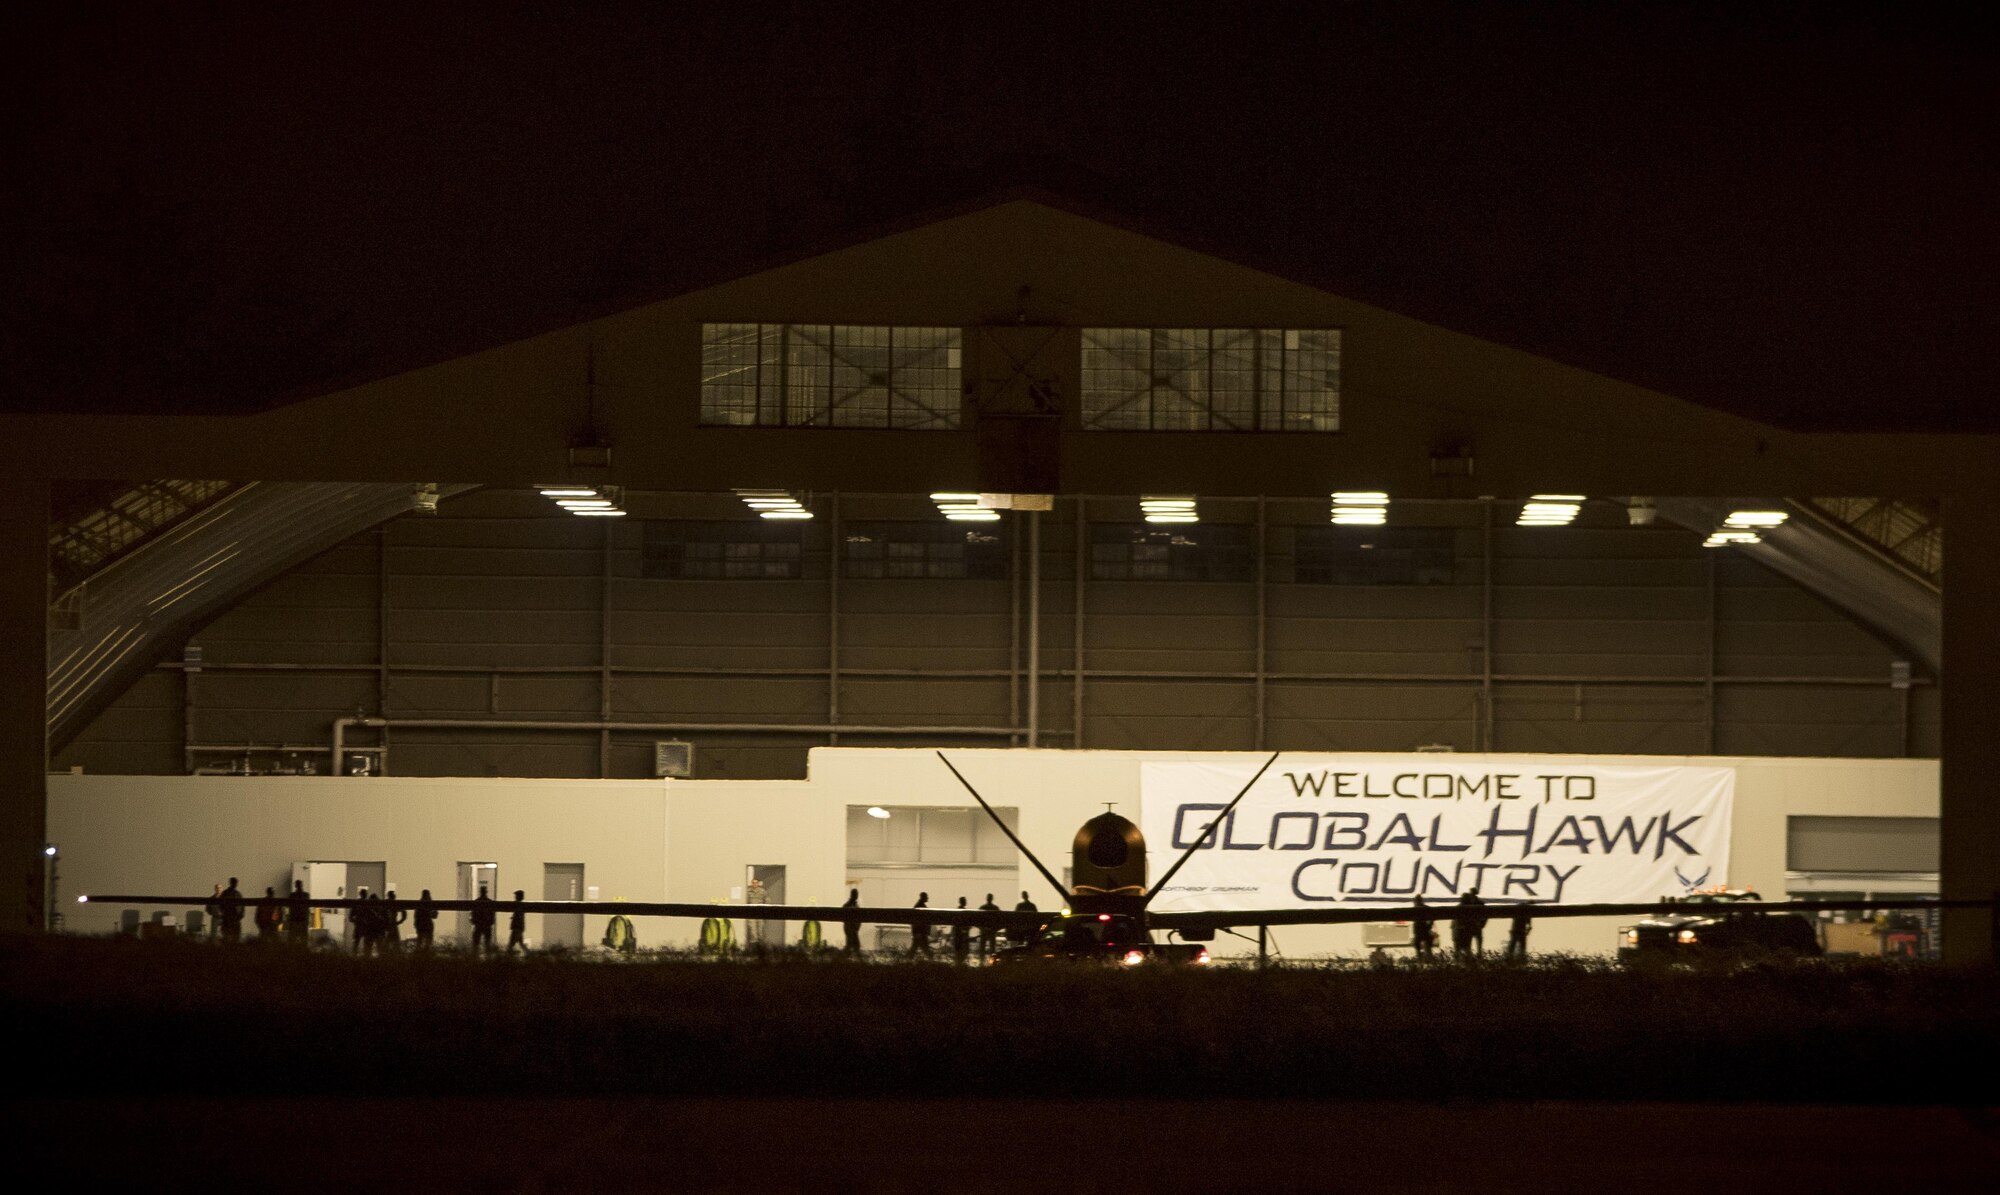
[1122,950,1146,966]
[43,845,57,857]
[77,895,89,903]
[866,806,891,819]
[1098,913,1111,922]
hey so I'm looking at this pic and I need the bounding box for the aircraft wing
[78,894,1036,930]
[1147,896,1992,934]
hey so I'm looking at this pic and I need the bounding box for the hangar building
[4,195,1990,957]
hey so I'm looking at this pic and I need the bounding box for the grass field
[7,935,1994,1103]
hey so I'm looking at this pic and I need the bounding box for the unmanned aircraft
[81,750,1990,959]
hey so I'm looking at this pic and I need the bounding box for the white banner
[1141,756,1733,911]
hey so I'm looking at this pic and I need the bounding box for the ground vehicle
[1617,889,1821,962]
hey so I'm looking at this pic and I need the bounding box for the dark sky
[6,1,1992,430]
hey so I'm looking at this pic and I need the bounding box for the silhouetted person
[1505,911,1531,961]
[470,885,497,954]
[506,890,527,953]
[253,886,282,940]
[218,877,245,943]
[841,889,862,956]
[381,892,407,952]
[204,883,223,938]
[413,889,438,950]
[978,893,1000,960]
[1453,889,1487,958]
[951,896,972,964]
[286,880,310,945]
[1011,890,1038,945]
[909,892,932,957]
[1411,894,1436,959]
[356,892,383,956]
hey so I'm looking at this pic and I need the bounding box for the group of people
[1408,890,1534,961]
[200,878,529,954]
[839,888,1041,961]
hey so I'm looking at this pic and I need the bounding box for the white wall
[49,749,1938,957]
[49,775,669,947]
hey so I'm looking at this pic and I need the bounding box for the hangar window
[1091,523,1255,581]
[1080,328,1340,432]
[846,805,1020,865]
[844,522,1008,580]
[699,323,964,429]
[1293,527,1455,585]
[642,520,804,579]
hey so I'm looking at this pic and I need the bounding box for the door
[746,864,786,948]
[299,861,346,946]
[543,863,584,950]
[457,862,498,944]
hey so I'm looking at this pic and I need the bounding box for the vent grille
[654,740,693,778]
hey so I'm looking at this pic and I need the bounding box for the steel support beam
[1,479,48,931]
[1940,500,2000,964]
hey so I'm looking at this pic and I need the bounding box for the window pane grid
[843,521,1008,580]
[643,521,806,580]
[1089,524,1254,581]
[1082,327,1340,432]
[702,324,962,429]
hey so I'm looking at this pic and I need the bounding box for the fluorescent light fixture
[1703,530,1761,547]
[572,509,628,517]
[1141,496,1199,524]
[1517,495,1583,527]
[1330,492,1390,525]
[1723,510,1789,527]
[735,488,812,519]
[540,485,628,518]
[931,491,1001,521]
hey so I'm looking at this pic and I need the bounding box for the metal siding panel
[1787,815,1940,872]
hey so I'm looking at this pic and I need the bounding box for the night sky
[7,1,1992,431]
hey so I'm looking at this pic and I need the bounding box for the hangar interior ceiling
[52,485,1940,782]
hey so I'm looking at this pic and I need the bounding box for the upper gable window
[700,324,963,429]
[1081,328,1340,432]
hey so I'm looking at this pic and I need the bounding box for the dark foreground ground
[11,1097,2000,1193]
[5,936,1996,1189]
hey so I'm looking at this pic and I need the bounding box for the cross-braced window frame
[1081,327,1340,432]
[700,323,963,429]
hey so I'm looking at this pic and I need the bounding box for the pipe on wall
[329,716,1054,775]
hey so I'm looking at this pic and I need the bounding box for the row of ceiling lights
[542,487,1790,545]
